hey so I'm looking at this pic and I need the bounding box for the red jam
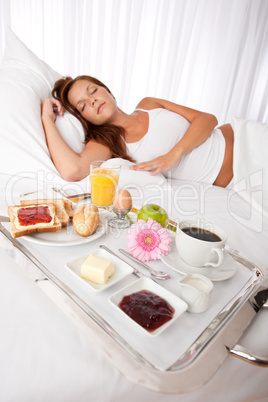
[119,290,174,332]
[18,206,52,226]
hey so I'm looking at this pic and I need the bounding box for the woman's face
[68,79,117,124]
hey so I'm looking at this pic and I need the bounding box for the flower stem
[126,214,134,224]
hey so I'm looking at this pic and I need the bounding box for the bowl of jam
[109,278,188,336]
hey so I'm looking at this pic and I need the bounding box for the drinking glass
[90,161,121,208]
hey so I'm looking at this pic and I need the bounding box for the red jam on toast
[18,206,52,226]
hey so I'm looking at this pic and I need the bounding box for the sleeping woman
[41,75,234,188]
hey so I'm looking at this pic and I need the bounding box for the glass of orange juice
[90,161,121,207]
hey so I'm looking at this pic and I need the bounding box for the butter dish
[65,248,133,291]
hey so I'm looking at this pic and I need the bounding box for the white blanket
[102,158,166,187]
[231,117,268,219]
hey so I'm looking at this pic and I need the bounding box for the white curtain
[0,0,267,124]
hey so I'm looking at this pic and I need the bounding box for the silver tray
[1,222,267,394]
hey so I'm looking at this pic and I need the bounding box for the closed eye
[77,103,86,113]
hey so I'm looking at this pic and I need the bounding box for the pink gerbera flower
[127,219,172,262]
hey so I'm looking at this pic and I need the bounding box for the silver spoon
[119,249,170,280]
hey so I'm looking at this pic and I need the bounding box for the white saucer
[160,249,236,281]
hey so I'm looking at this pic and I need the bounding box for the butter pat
[81,254,114,284]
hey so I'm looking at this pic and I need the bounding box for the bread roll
[73,204,99,237]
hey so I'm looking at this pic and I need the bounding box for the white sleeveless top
[125,108,225,184]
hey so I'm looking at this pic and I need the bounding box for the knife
[0,216,10,222]
[65,193,91,200]
[20,189,91,202]
[99,245,155,281]
[51,187,91,201]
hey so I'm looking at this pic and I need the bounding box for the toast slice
[8,204,61,238]
[20,198,73,226]
[62,199,75,219]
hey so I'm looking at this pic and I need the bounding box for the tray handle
[228,300,268,367]
[228,344,268,367]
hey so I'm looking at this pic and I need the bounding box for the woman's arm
[41,98,112,181]
[131,97,218,175]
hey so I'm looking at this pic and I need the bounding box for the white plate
[65,248,134,291]
[109,277,188,336]
[22,215,107,246]
[160,249,236,281]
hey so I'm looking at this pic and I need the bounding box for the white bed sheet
[0,175,268,401]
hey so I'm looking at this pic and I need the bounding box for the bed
[0,28,268,402]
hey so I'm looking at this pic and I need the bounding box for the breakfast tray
[1,222,267,394]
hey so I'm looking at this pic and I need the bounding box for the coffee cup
[176,219,227,267]
[178,273,213,313]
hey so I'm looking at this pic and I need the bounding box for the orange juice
[90,168,119,207]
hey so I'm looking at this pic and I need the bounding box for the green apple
[137,204,169,228]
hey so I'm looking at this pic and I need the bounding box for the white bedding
[232,117,268,219]
[0,29,83,184]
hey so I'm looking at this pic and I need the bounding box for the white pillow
[0,27,85,185]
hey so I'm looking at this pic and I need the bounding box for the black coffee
[182,227,221,242]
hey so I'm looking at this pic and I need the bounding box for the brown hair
[52,75,134,162]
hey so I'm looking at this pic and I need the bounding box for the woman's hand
[41,98,64,123]
[130,150,183,176]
